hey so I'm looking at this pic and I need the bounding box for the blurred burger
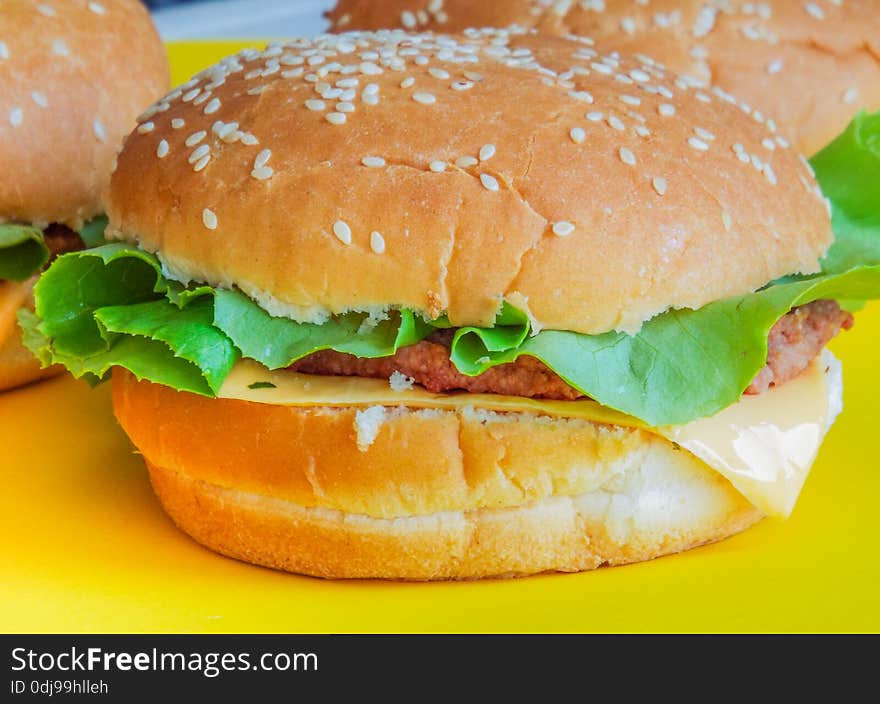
[23,29,880,579]
[0,0,169,391]
[327,0,880,155]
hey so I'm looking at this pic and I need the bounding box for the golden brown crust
[0,321,60,392]
[108,29,829,334]
[0,0,169,227]
[113,369,762,579]
[327,0,880,155]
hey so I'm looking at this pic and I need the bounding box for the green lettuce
[0,216,109,282]
[20,244,432,396]
[20,111,880,425]
[0,223,49,281]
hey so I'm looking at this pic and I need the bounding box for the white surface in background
[152,0,333,40]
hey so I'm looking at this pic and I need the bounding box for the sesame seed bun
[0,0,169,228]
[112,369,762,580]
[327,0,880,155]
[107,29,829,335]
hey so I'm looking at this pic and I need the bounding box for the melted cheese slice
[219,354,841,518]
[0,279,33,343]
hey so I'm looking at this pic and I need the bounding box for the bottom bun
[113,370,762,580]
[0,313,60,392]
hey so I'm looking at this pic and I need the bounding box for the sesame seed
[763,163,778,185]
[333,220,352,245]
[156,139,169,158]
[326,112,346,125]
[451,80,474,91]
[767,59,783,74]
[359,61,383,76]
[204,98,221,115]
[552,221,575,237]
[630,69,650,82]
[621,17,636,35]
[635,125,651,138]
[762,137,776,151]
[400,76,415,89]
[570,127,586,144]
[455,156,478,168]
[722,211,732,232]
[362,93,379,106]
[568,90,594,103]
[185,131,207,147]
[479,144,496,161]
[480,173,500,191]
[9,107,23,127]
[30,91,48,108]
[251,166,274,180]
[188,144,210,163]
[88,2,106,14]
[843,87,858,104]
[464,71,484,82]
[137,122,155,134]
[607,115,625,131]
[688,137,709,151]
[429,67,451,80]
[0,42,8,60]
[737,151,751,163]
[240,133,259,146]
[193,90,212,106]
[776,135,790,149]
[413,92,437,105]
[591,62,613,75]
[694,127,715,141]
[51,39,68,56]
[202,208,218,230]
[619,147,636,165]
[255,149,272,169]
[37,5,55,17]
[652,176,667,196]
[361,156,385,168]
[429,160,447,173]
[306,99,326,111]
[182,88,200,103]
[370,231,386,254]
[92,120,106,142]
[363,83,379,96]
[401,10,417,28]
[336,101,356,113]
[586,111,604,122]
[805,2,825,19]
[695,92,711,103]
[619,94,641,106]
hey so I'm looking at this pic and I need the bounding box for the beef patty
[290,300,853,401]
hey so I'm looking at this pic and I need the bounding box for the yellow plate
[1,42,878,634]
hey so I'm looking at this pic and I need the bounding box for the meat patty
[290,300,853,401]
[745,299,853,394]
[42,224,85,261]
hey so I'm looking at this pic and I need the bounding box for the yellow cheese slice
[0,279,33,343]
[219,353,841,518]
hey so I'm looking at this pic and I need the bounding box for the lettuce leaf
[20,112,880,425]
[20,245,432,396]
[0,223,49,281]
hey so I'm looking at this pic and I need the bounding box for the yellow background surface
[1,43,878,633]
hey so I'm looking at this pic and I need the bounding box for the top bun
[0,0,169,228]
[107,29,829,335]
[327,0,880,156]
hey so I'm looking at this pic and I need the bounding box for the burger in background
[22,29,880,579]
[0,0,169,391]
[327,0,880,156]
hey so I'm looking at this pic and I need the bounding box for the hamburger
[327,0,880,155]
[0,0,169,391]
[22,29,880,579]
